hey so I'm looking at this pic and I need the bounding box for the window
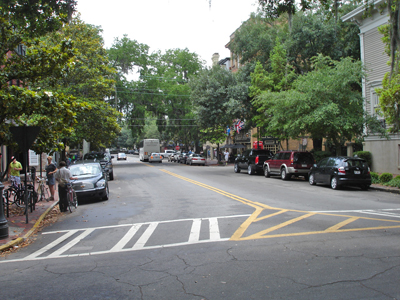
[318,158,329,167]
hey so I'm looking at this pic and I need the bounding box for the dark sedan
[83,152,114,180]
[309,156,371,190]
[69,161,109,201]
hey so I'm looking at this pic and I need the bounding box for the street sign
[9,126,41,152]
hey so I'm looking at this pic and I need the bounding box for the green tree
[34,17,121,150]
[250,42,296,145]
[190,65,249,145]
[256,55,365,154]
[228,12,279,66]
[0,0,79,152]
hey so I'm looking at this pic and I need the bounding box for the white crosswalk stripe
[7,214,251,262]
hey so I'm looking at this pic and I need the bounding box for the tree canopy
[0,0,80,153]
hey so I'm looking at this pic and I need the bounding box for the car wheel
[159,161,162,163]
[303,174,309,181]
[264,167,270,178]
[248,164,255,175]
[109,171,114,181]
[234,163,240,173]
[309,173,316,185]
[281,168,290,180]
[331,176,339,189]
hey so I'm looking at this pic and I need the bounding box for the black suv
[263,151,314,180]
[83,152,114,180]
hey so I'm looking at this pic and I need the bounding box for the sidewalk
[0,182,59,252]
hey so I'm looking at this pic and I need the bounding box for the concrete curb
[0,200,59,252]
[370,185,400,194]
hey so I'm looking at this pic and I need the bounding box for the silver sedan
[186,153,206,166]
[149,153,162,163]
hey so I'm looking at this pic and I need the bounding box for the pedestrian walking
[224,150,229,166]
[55,161,77,212]
[8,156,22,186]
[45,156,57,201]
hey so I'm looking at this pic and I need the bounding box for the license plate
[302,164,307,167]
[354,170,360,174]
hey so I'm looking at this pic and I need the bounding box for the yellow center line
[159,169,400,239]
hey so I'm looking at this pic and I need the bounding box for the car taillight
[367,167,370,174]
[338,167,346,174]
[255,156,259,164]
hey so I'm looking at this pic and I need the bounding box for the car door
[239,150,250,169]
[269,152,282,173]
[322,157,336,184]
[313,157,328,183]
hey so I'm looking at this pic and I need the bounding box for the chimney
[212,53,220,66]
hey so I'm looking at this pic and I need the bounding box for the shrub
[379,172,393,183]
[353,151,372,168]
[310,150,332,164]
[384,178,400,188]
[370,172,379,184]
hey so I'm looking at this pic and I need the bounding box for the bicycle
[66,182,78,213]
[5,178,25,208]
[36,176,49,202]
[4,178,37,211]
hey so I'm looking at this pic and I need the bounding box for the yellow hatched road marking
[160,169,400,240]
[325,216,359,232]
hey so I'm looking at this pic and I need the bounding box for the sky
[76,0,259,67]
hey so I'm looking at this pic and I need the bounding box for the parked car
[149,153,162,163]
[69,161,109,202]
[263,151,314,180]
[234,149,273,175]
[178,153,188,164]
[117,153,127,160]
[186,153,206,166]
[83,152,114,181]
[163,149,176,158]
[169,151,181,162]
[309,156,371,190]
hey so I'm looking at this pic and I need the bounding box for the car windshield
[70,164,101,176]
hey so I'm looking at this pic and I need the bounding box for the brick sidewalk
[0,181,59,251]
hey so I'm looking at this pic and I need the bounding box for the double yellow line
[161,170,400,240]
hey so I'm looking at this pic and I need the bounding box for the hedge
[379,173,393,183]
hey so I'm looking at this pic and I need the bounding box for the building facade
[342,2,399,174]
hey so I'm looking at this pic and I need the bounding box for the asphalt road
[1,155,400,300]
